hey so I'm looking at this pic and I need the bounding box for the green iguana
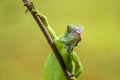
[31,9,83,80]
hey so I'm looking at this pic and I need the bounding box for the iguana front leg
[71,52,83,78]
[30,6,57,39]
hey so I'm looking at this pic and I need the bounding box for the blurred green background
[0,0,120,80]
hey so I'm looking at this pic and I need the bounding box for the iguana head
[61,24,84,53]
[66,24,83,46]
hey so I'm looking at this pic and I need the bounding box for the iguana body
[35,12,83,80]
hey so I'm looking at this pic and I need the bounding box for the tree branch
[22,0,72,79]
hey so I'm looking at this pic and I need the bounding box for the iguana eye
[72,27,81,35]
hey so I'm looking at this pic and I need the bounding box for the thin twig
[22,0,72,79]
